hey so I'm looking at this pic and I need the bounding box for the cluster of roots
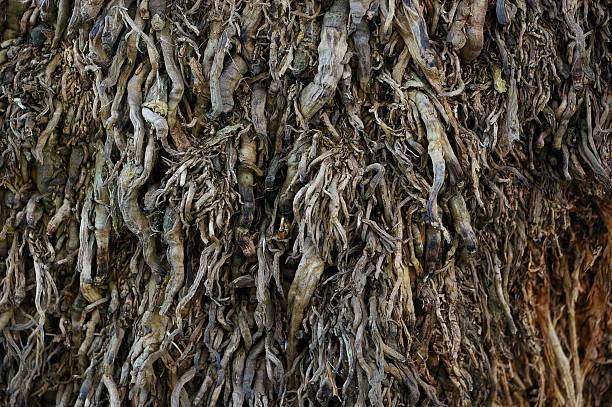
[0,0,610,406]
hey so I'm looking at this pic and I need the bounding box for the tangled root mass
[0,0,611,405]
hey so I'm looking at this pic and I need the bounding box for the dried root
[286,240,325,363]
[299,0,349,119]
[447,0,487,61]
[0,0,610,406]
